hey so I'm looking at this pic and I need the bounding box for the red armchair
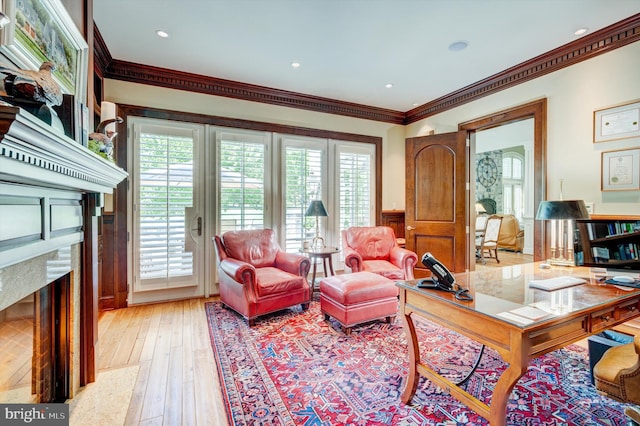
[342,226,418,280]
[213,229,311,326]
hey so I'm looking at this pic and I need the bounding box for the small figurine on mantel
[0,61,62,107]
[0,61,65,131]
[88,116,123,162]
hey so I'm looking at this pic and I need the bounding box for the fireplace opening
[0,273,71,403]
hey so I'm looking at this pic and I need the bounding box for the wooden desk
[396,263,640,425]
[299,246,340,292]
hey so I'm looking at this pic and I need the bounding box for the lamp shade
[305,200,328,217]
[535,200,590,220]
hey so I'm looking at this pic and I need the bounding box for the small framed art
[601,147,640,191]
[594,100,640,143]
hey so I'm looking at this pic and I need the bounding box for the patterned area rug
[206,301,630,425]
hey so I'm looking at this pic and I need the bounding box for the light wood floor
[97,298,229,426]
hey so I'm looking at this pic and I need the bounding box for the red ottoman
[320,271,398,334]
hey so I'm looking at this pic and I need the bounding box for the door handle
[191,217,202,236]
[406,225,415,231]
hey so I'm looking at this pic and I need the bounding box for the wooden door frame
[458,98,547,262]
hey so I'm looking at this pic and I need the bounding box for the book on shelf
[592,246,610,263]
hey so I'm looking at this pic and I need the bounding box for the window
[281,136,326,252]
[502,153,524,221]
[217,130,268,233]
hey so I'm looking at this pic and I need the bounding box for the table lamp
[305,200,328,249]
[535,200,590,266]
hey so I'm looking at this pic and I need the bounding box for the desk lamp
[305,200,328,249]
[535,200,590,266]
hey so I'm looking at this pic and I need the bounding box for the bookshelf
[575,216,640,270]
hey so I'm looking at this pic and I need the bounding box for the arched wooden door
[405,131,469,277]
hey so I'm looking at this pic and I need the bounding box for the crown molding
[405,14,640,123]
[93,14,640,125]
[102,60,406,124]
[93,24,111,77]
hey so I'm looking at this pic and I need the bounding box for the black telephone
[418,252,472,301]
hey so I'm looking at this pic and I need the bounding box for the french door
[130,118,206,302]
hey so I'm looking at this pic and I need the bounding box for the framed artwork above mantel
[0,0,88,142]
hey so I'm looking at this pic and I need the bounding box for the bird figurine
[0,61,63,107]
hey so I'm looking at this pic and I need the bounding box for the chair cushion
[362,260,404,280]
[222,229,279,267]
[320,272,397,305]
[255,267,306,297]
[594,342,637,383]
[344,227,396,260]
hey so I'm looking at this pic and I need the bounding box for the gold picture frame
[601,147,640,191]
[594,100,640,143]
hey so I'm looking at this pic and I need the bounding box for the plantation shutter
[283,144,325,252]
[218,131,267,232]
[138,132,194,280]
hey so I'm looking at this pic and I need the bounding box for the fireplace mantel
[0,105,127,193]
[0,105,128,270]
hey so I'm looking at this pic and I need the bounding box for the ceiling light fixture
[574,27,589,36]
[448,41,468,52]
[156,30,169,38]
[385,83,393,89]
[291,61,301,69]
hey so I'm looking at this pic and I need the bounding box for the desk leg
[489,332,528,426]
[399,293,420,403]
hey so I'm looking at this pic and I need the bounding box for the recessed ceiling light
[156,30,169,38]
[574,27,589,36]
[448,41,468,52]
[385,83,393,89]
[291,61,301,69]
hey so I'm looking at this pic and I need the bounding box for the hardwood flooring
[96,298,228,426]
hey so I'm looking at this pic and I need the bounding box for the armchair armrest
[389,246,419,279]
[219,257,256,286]
[275,251,311,277]
[343,245,363,272]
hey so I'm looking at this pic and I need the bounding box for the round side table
[299,246,341,294]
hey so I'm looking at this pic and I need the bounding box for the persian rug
[206,301,630,425]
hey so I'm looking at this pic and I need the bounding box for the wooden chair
[475,215,502,264]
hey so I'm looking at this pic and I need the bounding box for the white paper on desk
[497,311,534,325]
[528,276,586,291]
[509,306,551,321]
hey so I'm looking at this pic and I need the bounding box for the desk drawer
[590,307,616,333]
[590,298,640,333]
[617,298,640,322]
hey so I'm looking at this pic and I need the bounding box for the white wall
[406,41,640,216]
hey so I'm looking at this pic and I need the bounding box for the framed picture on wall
[601,147,640,191]
[594,100,640,143]
[0,0,88,142]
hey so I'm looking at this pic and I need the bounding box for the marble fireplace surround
[0,105,127,399]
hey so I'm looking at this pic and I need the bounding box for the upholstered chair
[213,229,311,326]
[342,226,418,280]
[496,214,525,252]
[475,215,503,264]
[593,335,640,405]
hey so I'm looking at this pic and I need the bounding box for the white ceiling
[93,0,640,112]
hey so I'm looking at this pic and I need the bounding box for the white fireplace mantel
[0,105,128,193]
[0,105,128,270]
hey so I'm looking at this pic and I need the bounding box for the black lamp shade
[535,200,590,220]
[305,200,328,217]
